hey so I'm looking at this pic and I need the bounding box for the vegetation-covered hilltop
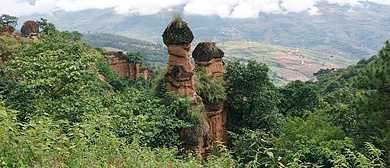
[1,15,390,167]
[82,33,166,66]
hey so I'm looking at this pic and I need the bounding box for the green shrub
[0,101,236,167]
[194,67,226,107]
[96,60,116,81]
[1,33,107,122]
[330,142,385,168]
[107,87,193,148]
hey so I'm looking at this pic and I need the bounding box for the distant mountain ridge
[82,33,166,65]
[18,1,390,59]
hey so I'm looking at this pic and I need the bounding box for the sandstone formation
[193,42,225,78]
[0,25,15,36]
[163,20,198,98]
[193,42,227,142]
[21,20,40,39]
[162,19,212,154]
[104,51,152,81]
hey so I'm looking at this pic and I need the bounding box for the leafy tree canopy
[0,14,18,27]
[225,60,282,133]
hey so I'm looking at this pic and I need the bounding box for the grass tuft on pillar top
[172,12,184,28]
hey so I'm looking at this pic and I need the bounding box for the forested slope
[1,18,390,167]
[82,33,167,66]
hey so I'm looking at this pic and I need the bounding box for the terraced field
[220,41,358,85]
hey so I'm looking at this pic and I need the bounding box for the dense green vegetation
[224,40,390,167]
[0,14,18,29]
[194,67,226,108]
[1,17,390,167]
[0,20,239,167]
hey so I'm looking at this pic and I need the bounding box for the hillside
[81,33,359,85]
[18,1,390,59]
[81,33,167,66]
[220,41,358,85]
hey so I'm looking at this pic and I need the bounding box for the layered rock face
[163,20,197,98]
[193,42,227,142]
[193,42,225,78]
[104,51,152,81]
[162,20,212,154]
[21,20,40,39]
[0,25,15,37]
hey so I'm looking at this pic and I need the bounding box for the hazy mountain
[79,33,355,85]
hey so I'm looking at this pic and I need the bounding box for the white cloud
[231,0,282,18]
[184,0,239,18]
[1,0,390,18]
[308,7,320,15]
[281,0,318,13]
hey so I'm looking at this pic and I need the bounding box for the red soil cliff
[193,42,227,143]
[104,51,152,81]
[162,19,213,155]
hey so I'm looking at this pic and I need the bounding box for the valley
[220,41,358,85]
[82,33,359,85]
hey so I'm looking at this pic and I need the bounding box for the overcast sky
[1,0,390,18]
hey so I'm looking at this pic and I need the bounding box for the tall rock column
[162,20,212,154]
[193,42,227,142]
[21,20,40,39]
[162,20,197,99]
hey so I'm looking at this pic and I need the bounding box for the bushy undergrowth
[194,67,226,107]
[0,101,237,167]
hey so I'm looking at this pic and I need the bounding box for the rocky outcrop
[21,20,40,39]
[104,51,152,81]
[162,20,194,46]
[163,20,212,155]
[206,108,227,142]
[163,20,198,98]
[0,25,15,37]
[193,42,225,78]
[193,42,227,143]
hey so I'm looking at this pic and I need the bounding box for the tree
[1,31,105,122]
[61,31,83,41]
[36,18,56,35]
[278,80,319,117]
[225,60,282,133]
[0,14,18,27]
[352,40,390,164]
